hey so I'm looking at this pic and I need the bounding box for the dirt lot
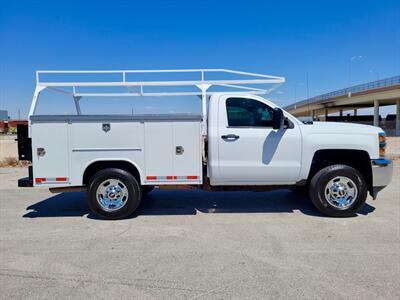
[0,135,18,160]
[0,163,399,299]
[386,136,400,160]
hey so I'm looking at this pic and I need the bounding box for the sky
[1,0,399,118]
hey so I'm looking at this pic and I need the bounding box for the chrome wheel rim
[96,179,129,212]
[324,176,358,210]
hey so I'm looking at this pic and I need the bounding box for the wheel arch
[308,149,373,194]
[82,159,142,186]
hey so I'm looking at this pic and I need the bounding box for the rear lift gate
[16,124,33,187]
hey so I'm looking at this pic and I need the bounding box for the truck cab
[208,94,301,185]
[18,69,393,219]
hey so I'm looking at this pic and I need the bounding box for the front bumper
[371,159,393,199]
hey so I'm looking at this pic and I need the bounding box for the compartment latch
[175,146,184,155]
[37,148,46,157]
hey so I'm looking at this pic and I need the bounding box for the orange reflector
[146,176,157,180]
[56,177,68,182]
[35,178,46,183]
[379,135,385,143]
[187,176,198,180]
[379,148,386,157]
[166,176,177,180]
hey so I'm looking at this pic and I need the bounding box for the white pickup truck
[17,69,393,219]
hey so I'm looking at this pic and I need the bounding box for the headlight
[379,132,386,158]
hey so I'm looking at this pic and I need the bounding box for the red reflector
[146,176,157,180]
[56,177,67,182]
[35,178,46,183]
[187,176,198,180]
[166,176,177,180]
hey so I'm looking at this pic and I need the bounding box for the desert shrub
[9,127,17,134]
[0,157,31,167]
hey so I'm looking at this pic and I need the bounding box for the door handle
[221,134,240,141]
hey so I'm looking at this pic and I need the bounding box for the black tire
[87,168,142,220]
[142,185,155,197]
[309,164,368,217]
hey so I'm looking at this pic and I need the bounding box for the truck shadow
[23,189,375,219]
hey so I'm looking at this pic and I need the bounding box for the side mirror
[272,108,284,129]
[284,117,295,129]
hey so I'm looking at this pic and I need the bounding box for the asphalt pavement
[0,164,399,299]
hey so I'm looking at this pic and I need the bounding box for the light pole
[294,83,302,102]
[349,55,362,86]
[293,82,305,105]
[305,73,313,118]
[294,84,297,102]
[369,69,380,81]
[306,72,310,99]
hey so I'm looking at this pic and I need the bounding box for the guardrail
[285,75,400,110]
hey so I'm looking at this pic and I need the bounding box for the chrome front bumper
[371,159,393,199]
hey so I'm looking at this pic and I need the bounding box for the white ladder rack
[30,69,285,135]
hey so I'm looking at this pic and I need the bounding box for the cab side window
[226,98,275,127]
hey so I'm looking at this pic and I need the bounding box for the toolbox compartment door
[172,121,202,179]
[31,123,69,185]
[144,120,202,184]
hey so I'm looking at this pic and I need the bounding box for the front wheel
[309,164,368,217]
[87,168,142,219]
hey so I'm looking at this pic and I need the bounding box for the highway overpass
[284,76,400,135]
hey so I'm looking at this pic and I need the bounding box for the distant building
[0,119,28,134]
[0,110,8,121]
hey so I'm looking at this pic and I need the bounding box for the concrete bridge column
[373,100,379,127]
[396,99,400,136]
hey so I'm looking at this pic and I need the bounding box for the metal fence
[285,75,400,110]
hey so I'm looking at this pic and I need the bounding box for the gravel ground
[0,163,399,299]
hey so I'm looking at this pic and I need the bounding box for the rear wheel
[309,164,367,217]
[87,168,141,219]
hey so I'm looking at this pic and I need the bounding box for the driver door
[214,95,302,185]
